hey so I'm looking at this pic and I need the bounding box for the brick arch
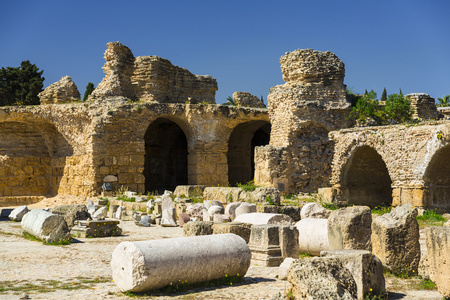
[143,117,189,193]
[339,145,393,207]
[227,120,271,186]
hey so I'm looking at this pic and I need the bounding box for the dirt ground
[0,198,445,300]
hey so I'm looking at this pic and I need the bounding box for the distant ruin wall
[39,76,80,104]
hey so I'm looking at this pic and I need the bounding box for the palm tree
[224,96,236,106]
[437,95,450,107]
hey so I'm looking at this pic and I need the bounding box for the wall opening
[342,145,392,207]
[423,145,450,210]
[144,118,188,193]
[228,121,271,186]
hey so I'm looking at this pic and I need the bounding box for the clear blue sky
[1,0,449,104]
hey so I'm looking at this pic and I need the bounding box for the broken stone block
[263,205,302,222]
[173,185,206,197]
[203,187,242,203]
[327,206,372,251]
[161,193,177,226]
[115,206,126,219]
[248,224,283,267]
[92,206,107,219]
[208,205,224,219]
[186,203,205,219]
[138,216,152,227]
[71,219,122,238]
[111,234,251,292]
[279,225,300,259]
[175,203,187,218]
[419,226,450,298]
[108,205,119,219]
[321,250,385,300]
[235,213,294,226]
[371,204,420,275]
[213,213,231,223]
[288,257,357,300]
[295,218,329,255]
[21,209,70,244]
[212,222,252,243]
[183,221,214,237]
[9,205,29,221]
[235,202,257,217]
[178,213,191,227]
[277,257,296,280]
[225,202,242,220]
[50,204,90,229]
[300,202,329,219]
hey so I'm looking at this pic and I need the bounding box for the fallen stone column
[234,213,294,225]
[111,233,251,292]
[21,209,70,244]
[295,218,329,255]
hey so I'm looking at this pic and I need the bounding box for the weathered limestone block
[277,257,296,280]
[278,225,300,259]
[203,187,242,203]
[321,250,385,300]
[186,203,205,219]
[419,226,450,297]
[132,56,217,104]
[183,221,214,237]
[92,206,107,219]
[240,187,281,205]
[9,205,29,221]
[71,219,122,238]
[327,206,372,251]
[407,93,439,120]
[203,200,224,210]
[288,257,357,300]
[232,91,266,108]
[263,205,302,222]
[248,225,283,267]
[235,213,294,226]
[39,76,80,104]
[161,193,177,226]
[300,202,329,219]
[89,41,136,100]
[225,202,242,220]
[371,204,420,274]
[111,234,251,292]
[174,185,206,197]
[50,204,90,229]
[213,213,231,223]
[295,218,329,255]
[212,222,252,243]
[208,205,224,218]
[178,213,191,227]
[235,203,257,217]
[21,209,70,243]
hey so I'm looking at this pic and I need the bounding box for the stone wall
[39,76,80,104]
[255,49,352,193]
[407,93,439,120]
[233,92,266,108]
[88,42,217,103]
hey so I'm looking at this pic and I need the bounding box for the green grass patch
[371,205,392,215]
[122,275,243,297]
[237,180,258,192]
[321,202,339,210]
[416,278,436,290]
[299,252,312,259]
[22,232,71,246]
[417,209,446,228]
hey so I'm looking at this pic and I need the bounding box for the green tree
[437,95,450,107]
[224,96,236,106]
[380,88,387,101]
[348,90,381,124]
[384,93,413,123]
[0,60,44,106]
[83,82,95,101]
[260,95,264,104]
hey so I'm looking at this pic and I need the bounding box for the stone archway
[143,118,188,193]
[228,121,271,186]
[423,144,450,210]
[341,145,392,207]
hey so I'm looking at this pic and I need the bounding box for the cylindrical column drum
[111,233,251,292]
[295,218,329,256]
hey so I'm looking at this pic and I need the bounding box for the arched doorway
[143,118,188,193]
[423,145,450,210]
[228,121,271,186]
[341,145,392,207]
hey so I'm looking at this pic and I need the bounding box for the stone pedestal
[248,225,283,267]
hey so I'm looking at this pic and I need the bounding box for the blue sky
[1,1,449,104]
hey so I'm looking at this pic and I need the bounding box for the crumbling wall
[39,76,80,104]
[232,92,266,108]
[88,42,217,103]
[407,93,439,120]
[255,49,351,193]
